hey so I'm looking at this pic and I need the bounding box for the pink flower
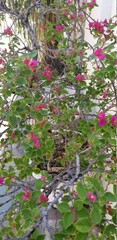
[98,111,107,127]
[41,176,47,181]
[34,138,41,148]
[55,87,61,92]
[22,189,31,200]
[111,115,117,127]
[42,66,54,81]
[94,48,106,60]
[31,133,37,140]
[69,13,77,20]
[87,192,96,202]
[0,177,5,185]
[29,59,39,67]
[88,2,94,8]
[11,132,16,139]
[0,58,3,64]
[76,74,85,81]
[41,25,46,30]
[73,191,77,196]
[34,103,46,111]
[24,58,30,65]
[91,0,96,2]
[56,25,64,32]
[82,1,86,6]
[66,0,73,4]
[52,108,59,114]
[89,21,104,33]
[40,193,49,203]
[103,92,108,99]
[4,27,13,35]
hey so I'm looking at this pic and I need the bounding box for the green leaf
[54,233,66,240]
[22,209,32,220]
[105,192,116,202]
[15,76,27,86]
[29,50,38,58]
[86,177,104,195]
[77,182,87,200]
[16,192,24,201]
[77,208,89,219]
[75,217,91,233]
[73,200,83,211]
[31,208,40,217]
[103,224,116,235]
[90,204,102,225]
[57,202,70,213]
[63,212,74,229]
[34,179,44,190]
[75,232,88,240]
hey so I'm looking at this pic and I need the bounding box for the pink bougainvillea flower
[103,92,108,99]
[11,132,16,139]
[89,21,104,33]
[42,66,54,81]
[66,0,73,4]
[69,13,77,20]
[111,115,117,127]
[31,133,37,140]
[41,25,46,30]
[34,103,46,111]
[40,193,49,203]
[4,27,13,35]
[82,1,86,6]
[24,58,30,65]
[34,138,41,148]
[0,177,5,185]
[88,2,94,8]
[29,59,39,67]
[41,175,47,181]
[98,111,107,127]
[52,107,59,114]
[0,58,3,64]
[22,189,31,200]
[55,87,61,92]
[94,48,106,60]
[76,74,85,81]
[87,192,96,202]
[56,25,64,32]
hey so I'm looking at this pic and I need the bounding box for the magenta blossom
[42,66,54,81]
[103,92,108,99]
[31,133,37,140]
[76,74,85,81]
[89,20,104,33]
[111,115,117,127]
[94,48,106,60]
[24,58,30,65]
[87,192,96,202]
[40,193,49,203]
[29,59,39,67]
[34,138,41,148]
[0,177,5,185]
[22,189,31,200]
[56,25,64,32]
[4,27,13,35]
[88,2,94,8]
[82,1,86,6]
[34,103,46,111]
[98,111,107,127]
